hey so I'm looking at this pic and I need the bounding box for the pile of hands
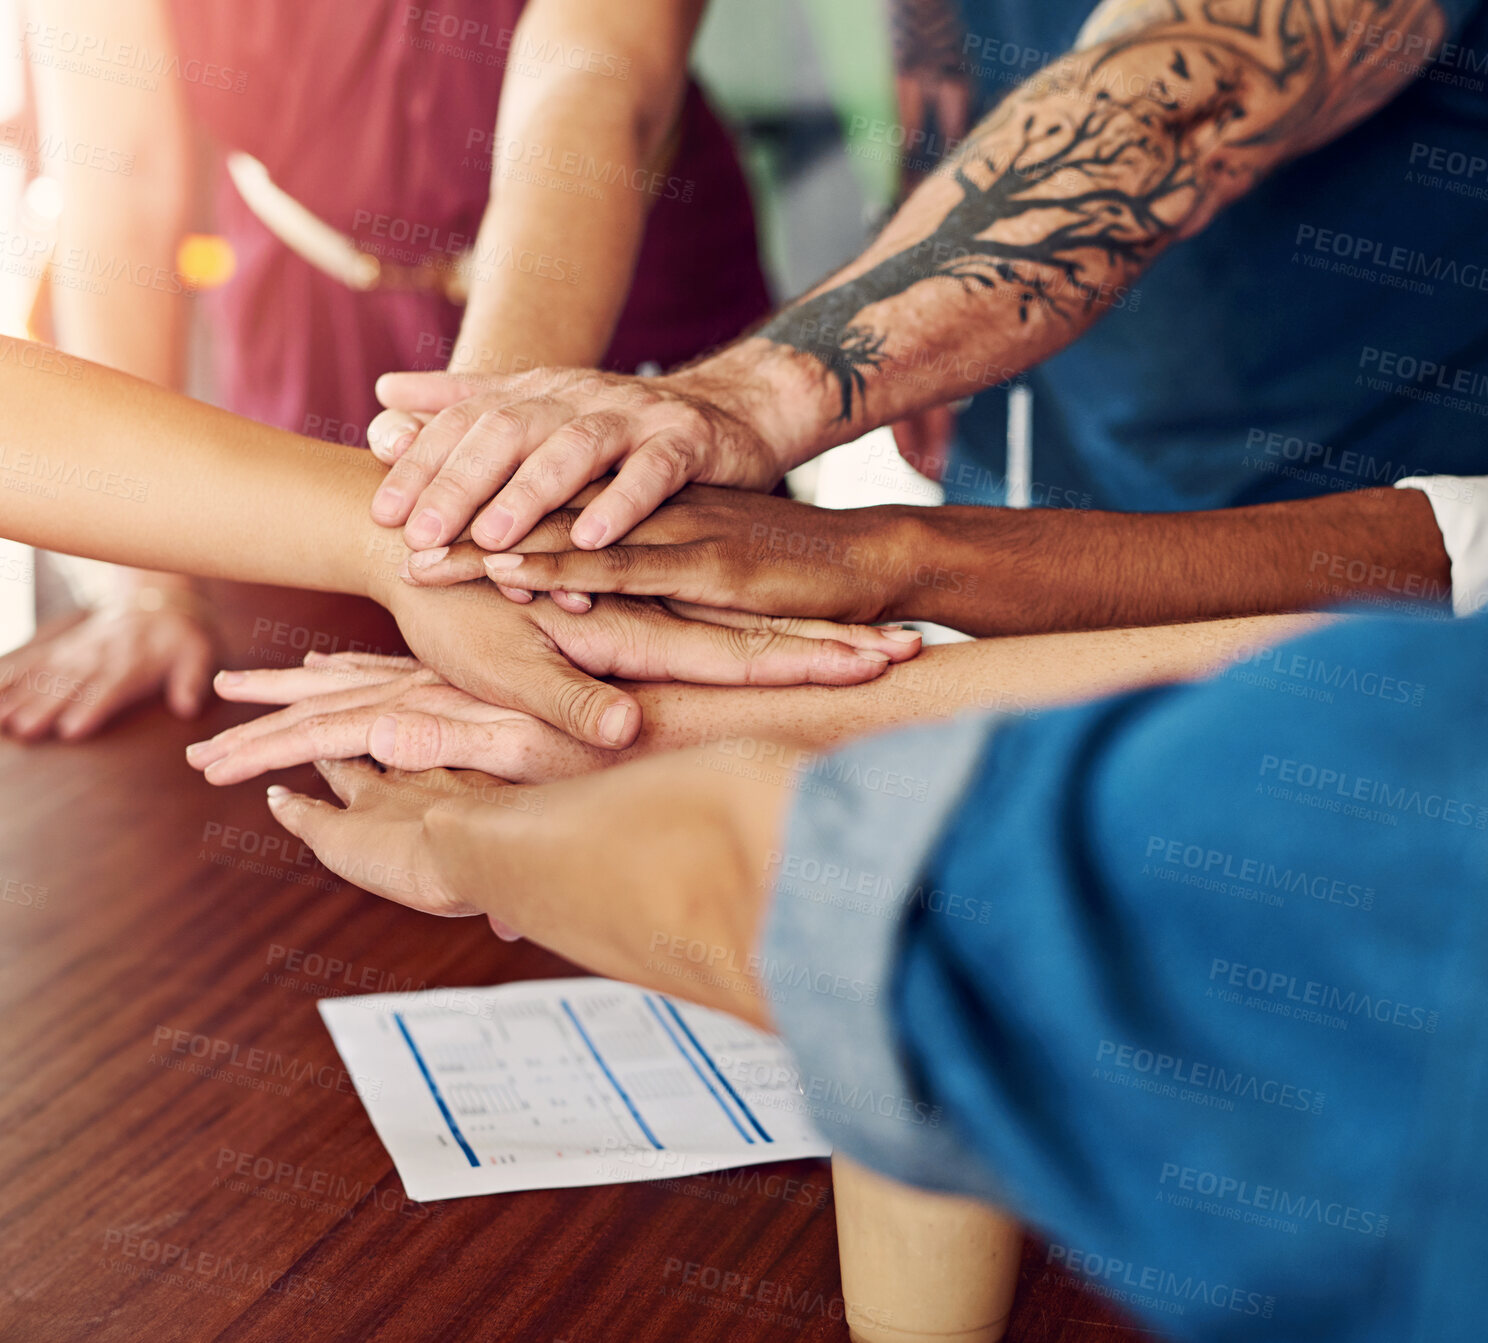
[185,366,926,787]
[166,366,929,932]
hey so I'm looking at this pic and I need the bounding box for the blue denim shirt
[937,0,1488,511]
[765,612,1488,1340]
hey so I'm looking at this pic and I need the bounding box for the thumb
[266,785,341,855]
[368,409,423,464]
[375,370,483,413]
[165,638,215,718]
[498,650,640,750]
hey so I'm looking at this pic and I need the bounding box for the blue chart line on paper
[319,978,829,1200]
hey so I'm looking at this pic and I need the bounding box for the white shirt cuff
[1394,475,1488,618]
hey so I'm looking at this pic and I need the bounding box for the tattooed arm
[371,0,1445,553]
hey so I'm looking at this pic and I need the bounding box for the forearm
[620,613,1327,759]
[450,1,695,375]
[30,0,191,389]
[0,338,404,599]
[453,85,671,374]
[684,0,1442,468]
[896,488,1452,633]
[439,748,782,1028]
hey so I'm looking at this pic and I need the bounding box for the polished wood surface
[0,604,1156,1343]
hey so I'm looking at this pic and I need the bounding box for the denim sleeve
[765,613,1488,1343]
[761,715,1001,1187]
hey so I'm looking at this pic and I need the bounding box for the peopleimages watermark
[1094,1039,1325,1115]
[0,874,49,909]
[1143,836,1376,912]
[644,930,878,1006]
[98,1227,355,1306]
[401,4,632,78]
[1292,224,1488,295]
[1359,345,1488,414]
[769,849,993,924]
[1218,638,1427,709]
[0,122,134,176]
[1157,1164,1388,1238]
[1406,141,1488,199]
[710,1053,944,1133]
[21,23,250,93]
[1257,755,1488,829]
[147,1025,383,1100]
[659,1257,860,1331]
[1046,1243,1275,1320]
[213,1145,432,1221]
[1206,957,1438,1034]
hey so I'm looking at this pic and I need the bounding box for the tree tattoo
[759,0,1444,422]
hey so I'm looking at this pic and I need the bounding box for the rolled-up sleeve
[761,715,998,1189]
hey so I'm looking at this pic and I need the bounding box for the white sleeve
[1394,475,1488,618]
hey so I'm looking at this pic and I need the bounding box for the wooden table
[0,603,1157,1343]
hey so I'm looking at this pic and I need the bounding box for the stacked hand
[376,578,915,751]
[197,362,922,778]
[188,653,606,785]
[366,356,804,554]
[398,484,925,626]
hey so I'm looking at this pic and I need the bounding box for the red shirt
[171,0,770,444]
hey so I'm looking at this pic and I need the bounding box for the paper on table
[318,978,831,1202]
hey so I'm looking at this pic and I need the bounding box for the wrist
[671,339,843,473]
[876,505,990,627]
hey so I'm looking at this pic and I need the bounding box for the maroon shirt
[171,1,771,444]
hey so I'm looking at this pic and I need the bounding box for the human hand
[376,580,913,750]
[891,404,955,483]
[268,743,788,1019]
[366,358,798,554]
[398,485,931,627]
[187,653,611,785]
[264,759,514,935]
[0,604,214,742]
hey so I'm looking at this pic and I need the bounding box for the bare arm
[620,611,1331,759]
[447,0,704,376]
[407,481,1453,632]
[738,0,1447,460]
[10,0,206,735]
[191,609,1329,785]
[0,337,902,745]
[371,0,1448,552]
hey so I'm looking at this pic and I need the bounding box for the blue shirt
[938,1,1488,511]
[765,611,1488,1340]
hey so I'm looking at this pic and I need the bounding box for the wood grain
[0,596,1158,1342]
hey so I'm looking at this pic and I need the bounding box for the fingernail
[390,432,414,460]
[474,507,515,548]
[185,740,215,764]
[368,714,399,760]
[267,785,290,800]
[571,518,608,549]
[216,671,245,686]
[303,651,332,665]
[879,628,923,643]
[599,702,636,746]
[567,593,593,612]
[371,486,406,519]
[484,553,523,572]
[408,546,449,570]
[406,510,444,548]
[397,561,413,583]
[855,650,891,663]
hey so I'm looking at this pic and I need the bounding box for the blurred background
[0,0,938,654]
